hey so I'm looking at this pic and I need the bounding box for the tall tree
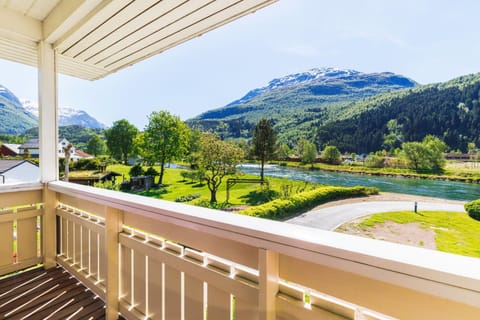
[401,135,446,171]
[86,134,106,156]
[105,119,138,165]
[252,118,277,180]
[301,140,317,168]
[198,133,244,203]
[143,111,190,185]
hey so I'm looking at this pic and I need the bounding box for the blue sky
[1,0,480,129]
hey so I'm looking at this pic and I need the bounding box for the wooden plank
[184,273,204,320]
[120,244,133,306]
[133,250,147,316]
[0,208,41,223]
[164,264,182,319]
[105,207,122,320]
[74,222,82,266]
[207,284,231,320]
[0,190,42,208]
[57,193,106,218]
[276,294,348,320]
[0,221,13,267]
[67,219,74,261]
[56,208,105,235]
[90,231,99,281]
[123,212,258,269]
[81,225,89,270]
[235,296,259,320]
[60,216,68,257]
[99,232,106,282]
[148,258,163,319]
[16,216,38,262]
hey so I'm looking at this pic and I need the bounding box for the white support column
[38,41,58,183]
[259,249,279,320]
[38,41,58,269]
[105,207,123,320]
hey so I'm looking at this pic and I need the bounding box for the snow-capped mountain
[0,85,37,134]
[21,100,106,129]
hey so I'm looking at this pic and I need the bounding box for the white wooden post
[259,249,279,320]
[38,41,58,269]
[105,207,123,320]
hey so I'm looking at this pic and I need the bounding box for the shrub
[129,164,144,177]
[465,199,480,221]
[175,193,201,203]
[74,158,100,170]
[238,186,378,220]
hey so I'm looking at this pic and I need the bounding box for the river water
[238,164,480,201]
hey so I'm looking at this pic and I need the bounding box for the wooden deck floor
[0,266,105,320]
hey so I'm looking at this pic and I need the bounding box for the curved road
[287,200,466,231]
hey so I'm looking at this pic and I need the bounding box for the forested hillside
[316,74,480,153]
[188,68,417,144]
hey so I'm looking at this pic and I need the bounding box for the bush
[74,158,100,170]
[238,186,378,220]
[465,199,480,221]
[129,164,144,177]
[175,193,201,203]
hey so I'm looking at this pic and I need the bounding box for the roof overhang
[0,0,277,80]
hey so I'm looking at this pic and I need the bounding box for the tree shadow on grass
[239,189,280,205]
[136,186,169,198]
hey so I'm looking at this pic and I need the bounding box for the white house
[18,138,77,159]
[0,159,39,184]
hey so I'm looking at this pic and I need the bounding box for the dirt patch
[337,219,437,250]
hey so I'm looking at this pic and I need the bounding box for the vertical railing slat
[133,251,147,316]
[74,222,81,266]
[120,245,133,306]
[184,274,204,320]
[164,265,182,319]
[148,258,163,319]
[90,231,99,280]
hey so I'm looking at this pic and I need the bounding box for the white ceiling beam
[43,0,103,43]
[0,7,42,42]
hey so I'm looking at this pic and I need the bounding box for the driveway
[286,198,466,231]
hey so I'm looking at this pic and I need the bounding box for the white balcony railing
[1,181,480,320]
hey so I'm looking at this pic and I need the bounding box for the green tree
[383,119,404,152]
[252,118,277,180]
[301,140,317,167]
[198,133,244,203]
[143,111,190,185]
[105,119,138,165]
[278,143,291,160]
[401,135,446,171]
[321,145,341,164]
[86,134,106,157]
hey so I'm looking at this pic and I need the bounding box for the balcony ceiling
[0,0,276,80]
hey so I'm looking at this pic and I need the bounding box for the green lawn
[356,211,480,257]
[106,164,317,206]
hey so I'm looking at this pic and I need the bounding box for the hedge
[238,186,378,220]
[465,199,480,221]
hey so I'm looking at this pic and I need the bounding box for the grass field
[106,164,319,206]
[345,210,480,258]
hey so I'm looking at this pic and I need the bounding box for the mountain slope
[188,67,417,143]
[22,100,105,129]
[315,73,480,153]
[0,86,37,134]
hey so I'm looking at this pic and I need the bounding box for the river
[238,164,480,201]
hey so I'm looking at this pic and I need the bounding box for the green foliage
[321,145,341,164]
[145,166,159,177]
[198,132,244,203]
[175,193,201,203]
[129,164,144,177]
[94,180,119,191]
[401,135,446,172]
[105,119,138,165]
[316,73,480,153]
[238,186,378,220]
[143,111,190,184]
[277,143,291,160]
[465,199,480,221]
[73,158,100,170]
[300,140,317,166]
[365,153,385,168]
[252,118,277,180]
[86,134,106,156]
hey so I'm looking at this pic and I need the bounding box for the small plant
[465,199,480,221]
[175,193,201,203]
[129,164,144,177]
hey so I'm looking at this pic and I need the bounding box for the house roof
[0,0,277,81]
[0,159,37,174]
[2,144,21,154]
[74,150,94,158]
[18,139,39,149]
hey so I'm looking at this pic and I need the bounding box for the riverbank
[277,161,480,184]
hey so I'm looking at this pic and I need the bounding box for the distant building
[18,138,83,159]
[0,143,21,157]
[445,153,471,161]
[0,159,39,184]
[74,150,94,159]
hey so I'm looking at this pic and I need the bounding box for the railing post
[42,186,57,269]
[259,249,279,320]
[105,207,123,320]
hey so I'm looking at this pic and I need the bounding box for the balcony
[1,181,479,320]
[0,2,479,319]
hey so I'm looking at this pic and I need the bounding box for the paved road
[287,201,466,231]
